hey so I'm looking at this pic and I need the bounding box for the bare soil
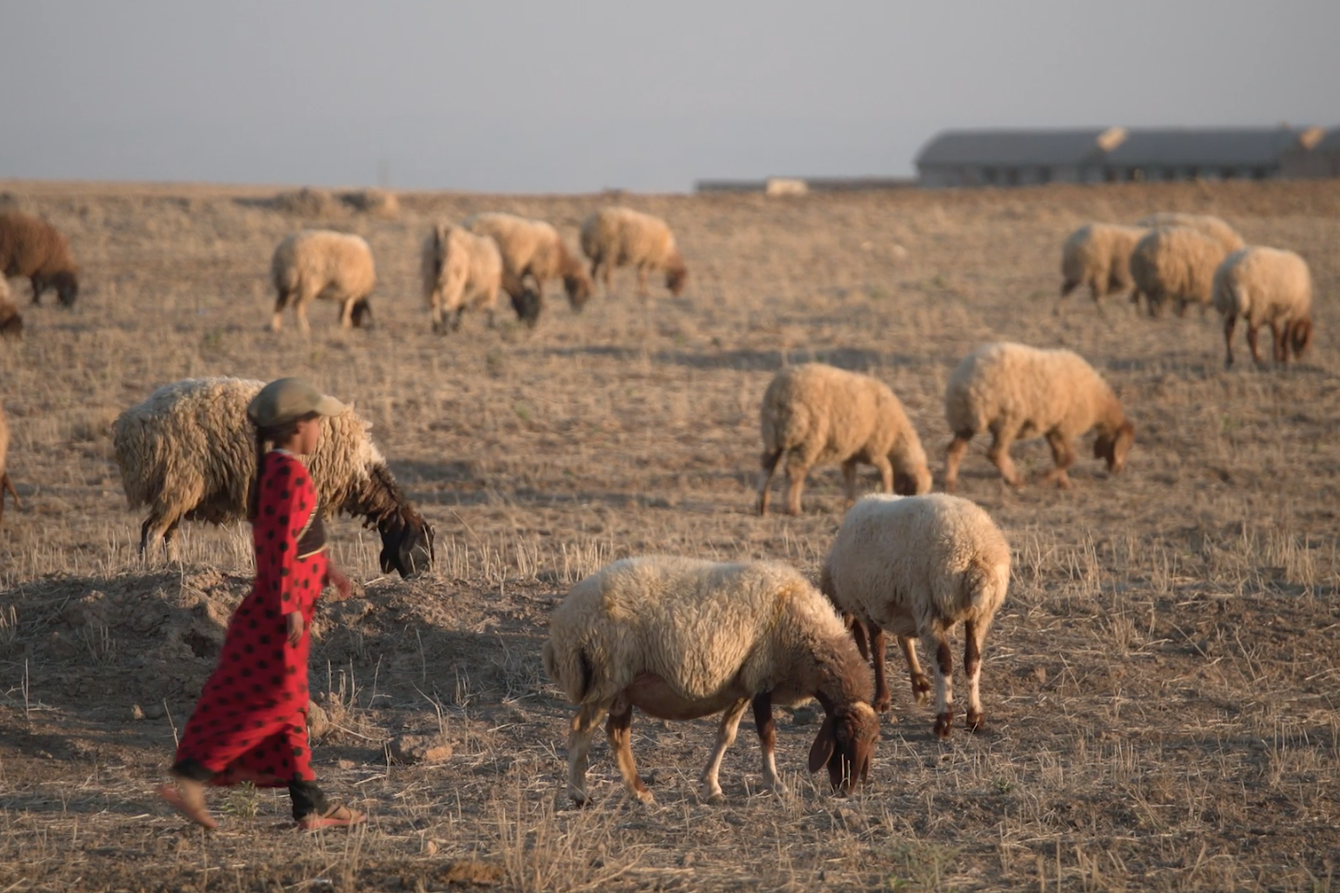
[1,178,1339,892]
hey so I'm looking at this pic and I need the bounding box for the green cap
[247,377,346,428]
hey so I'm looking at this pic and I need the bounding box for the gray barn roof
[916,129,1111,167]
[1104,128,1304,167]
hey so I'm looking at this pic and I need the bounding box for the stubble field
[1,178,1338,892]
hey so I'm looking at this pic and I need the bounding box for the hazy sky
[3,1,1337,192]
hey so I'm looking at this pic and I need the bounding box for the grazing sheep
[466,212,592,313]
[758,363,932,516]
[0,403,19,526]
[580,207,688,297]
[1128,225,1237,317]
[543,556,879,804]
[1135,213,1244,255]
[0,212,79,308]
[821,494,1010,738]
[113,378,435,577]
[420,224,513,333]
[0,277,22,338]
[1212,246,1314,367]
[269,230,376,333]
[943,343,1134,491]
[1058,223,1146,309]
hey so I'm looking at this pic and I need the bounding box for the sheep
[112,377,435,577]
[0,211,79,308]
[1128,225,1239,318]
[269,230,376,333]
[1135,213,1244,255]
[580,207,688,297]
[422,223,524,333]
[1212,246,1314,367]
[821,494,1010,738]
[0,403,19,526]
[758,363,932,516]
[0,277,22,339]
[943,342,1134,492]
[543,556,879,805]
[465,212,592,313]
[1058,223,1146,310]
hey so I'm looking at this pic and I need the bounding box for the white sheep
[821,493,1010,738]
[1135,212,1244,254]
[543,556,879,805]
[1058,223,1146,310]
[580,207,688,297]
[1128,225,1243,317]
[421,224,505,333]
[465,212,592,312]
[1212,246,1314,367]
[0,402,19,526]
[758,363,932,515]
[112,377,434,577]
[943,342,1134,491]
[269,230,376,333]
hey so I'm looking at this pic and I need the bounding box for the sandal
[297,803,366,831]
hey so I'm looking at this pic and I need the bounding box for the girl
[158,377,365,830]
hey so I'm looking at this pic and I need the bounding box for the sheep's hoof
[632,789,656,805]
[911,677,932,704]
[966,711,985,733]
[567,789,591,808]
[701,788,726,805]
[873,694,893,714]
[933,713,953,739]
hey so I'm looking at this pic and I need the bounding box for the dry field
[1,178,1339,892]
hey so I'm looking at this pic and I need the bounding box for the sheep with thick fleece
[0,403,19,526]
[421,224,509,333]
[113,378,434,577]
[0,211,79,307]
[943,343,1134,492]
[580,207,688,297]
[543,556,879,804]
[1212,246,1314,367]
[1136,212,1244,254]
[759,363,931,516]
[821,494,1010,738]
[1058,223,1146,309]
[270,230,376,333]
[1128,225,1236,317]
[465,212,592,312]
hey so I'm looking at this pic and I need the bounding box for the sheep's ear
[808,716,836,773]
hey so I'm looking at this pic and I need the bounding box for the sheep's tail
[542,638,595,704]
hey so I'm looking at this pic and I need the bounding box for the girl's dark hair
[246,412,320,521]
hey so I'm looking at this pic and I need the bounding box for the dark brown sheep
[0,212,80,308]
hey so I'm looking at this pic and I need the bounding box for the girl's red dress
[174,450,327,787]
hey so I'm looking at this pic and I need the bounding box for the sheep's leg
[757,448,783,515]
[964,618,986,733]
[1246,324,1264,366]
[841,458,860,506]
[1040,431,1074,490]
[1222,315,1236,367]
[868,624,892,713]
[271,288,290,332]
[606,695,654,804]
[699,697,749,803]
[987,426,1021,487]
[1269,322,1287,364]
[924,629,954,738]
[847,613,870,660]
[339,298,355,329]
[566,701,608,805]
[870,455,894,495]
[943,434,971,493]
[0,471,15,512]
[139,512,177,559]
[296,299,312,336]
[783,456,810,516]
[899,636,931,704]
[635,265,649,298]
[750,691,787,795]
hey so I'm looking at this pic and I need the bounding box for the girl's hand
[327,566,353,601]
[286,612,304,647]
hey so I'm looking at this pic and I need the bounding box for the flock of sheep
[0,197,1321,805]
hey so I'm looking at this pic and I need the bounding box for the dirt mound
[269,186,346,218]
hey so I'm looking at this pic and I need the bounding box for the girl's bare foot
[158,781,218,829]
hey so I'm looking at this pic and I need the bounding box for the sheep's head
[665,263,688,296]
[1290,317,1313,359]
[350,298,373,328]
[894,465,933,496]
[1094,421,1135,474]
[807,701,878,794]
[46,270,79,308]
[378,507,436,578]
[563,273,592,311]
[510,288,543,328]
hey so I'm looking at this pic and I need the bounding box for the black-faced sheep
[758,363,931,516]
[270,230,376,333]
[1212,246,1314,367]
[943,343,1134,491]
[543,556,878,805]
[465,212,592,314]
[580,207,688,297]
[0,212,79,308]
[112,378,435,578]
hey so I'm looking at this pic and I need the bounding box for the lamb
[1135,213,1244,255]
[0,211,79,308]
[1058,223,1146,309]
[943,342,1134,492]
[1211,246,1314,367]
[0,277,22,338]
[269,230,376,333]
[1128,225,1238,317]
[543,556,879,805]
[421,224,514,333]
[0,403,19,526]
[112,377,435,577]
[465,212,592,313]
[758,363,932,516]
[580,207,688,297]
[821,494,1010,738]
